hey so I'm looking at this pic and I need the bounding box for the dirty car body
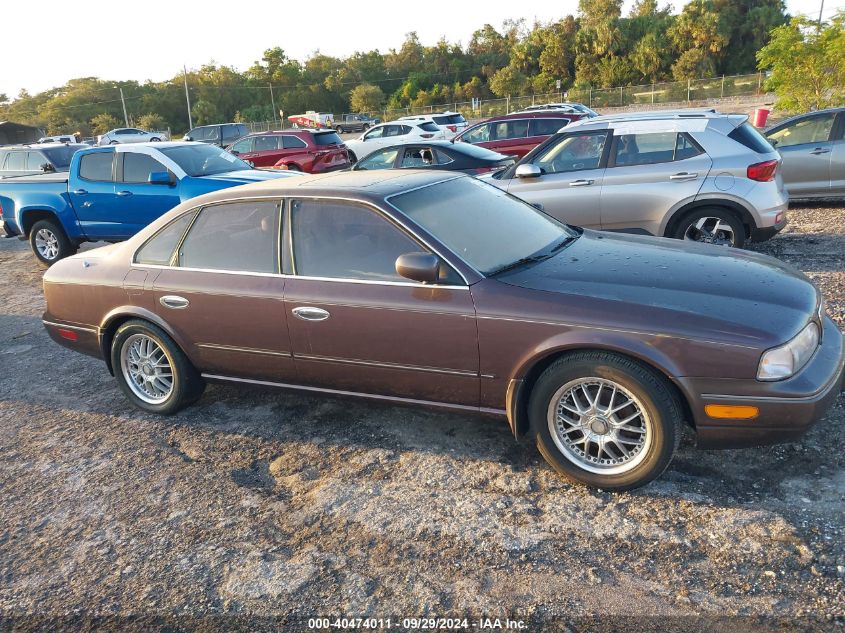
[41,171,845,490]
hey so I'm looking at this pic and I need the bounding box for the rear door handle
[116,190,133,197]
[810,148,831,155]
[72,189,88,195]
[670,172,699,181]
[292,306,330,321]
[569,179,594,187]
[160,295,190,309]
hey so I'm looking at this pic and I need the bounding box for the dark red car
[455,111,586,159]
[228,129,350,173]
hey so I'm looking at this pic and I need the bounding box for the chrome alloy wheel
[547,377,652,475]
[120,334,174,404]
[683,216,736,246]
[34,228,59,260]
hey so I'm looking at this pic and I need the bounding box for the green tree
[90,113,120,135]
[757,12,845,112]
[489,64,530,97]
[137,113,167,131]
[668,0,729,79]
[191,100,219,125]
[349,83,385,113]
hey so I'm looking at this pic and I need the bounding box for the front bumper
[681,315,844,449]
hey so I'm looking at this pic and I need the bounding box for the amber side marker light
[704,404,759,420]
[57,329,78,342]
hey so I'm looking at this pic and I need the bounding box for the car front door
[68,149,118,239]
[502,130,609,229]
[283,197,479,405]
[145,199,295,382]
[600,132,712,236]
[767,112,838,197]
[114,150,182,234]
[229,137,256,163]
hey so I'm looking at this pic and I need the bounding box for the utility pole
[818,0,825,29]
[183,65,193,130]
[119,87,128,126]
[269,83,277,127]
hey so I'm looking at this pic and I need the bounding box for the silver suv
[487,110,788,248]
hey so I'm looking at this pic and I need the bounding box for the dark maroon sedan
[42,171,844,490]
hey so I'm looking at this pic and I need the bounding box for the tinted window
[418,122,440,132]
[254,135,281,152]
[491,120,529,140]
[530,118,568,137]
[79,152,114,181]
[282,135,308,149]
[291,199,420,281]
[178,201,279,273]
[230,138,253,153]
[6,152,25,171]
[533,132,607,173]
[730,122,776,153]
[391,177,572,275]
[675,133,703,160]
[462,124,490,144]
[134,210,198,265]
[433,149,454,165]
[26,152,46,170]
[159,144,251,176]
[222,125,247,142]
[41,145,83,169]
[613,132,677,166]
[122,153,168,183]
[432,116,448,125]
[313,131,342,146]
[400,148,435,168]
[355,149,399,170]
[446,114,466,124]
[767,114,836,148]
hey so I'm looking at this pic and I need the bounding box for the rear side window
[729,122,775,154]
[178,201,279,273]
[313,132,342,146]
[432,116,448,125]
[134,210,198,265]
[79,152,113,181]
[491,120,529,140]
[530,118,568,137]
[5,152,25,170]
[418,122,440,132]
[27,152,46,170]
[122,153,168,183]
[446,114,466,124]
[283,136,308,149]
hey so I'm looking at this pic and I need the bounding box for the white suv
[344,121,445,162]
[398,111,468,139]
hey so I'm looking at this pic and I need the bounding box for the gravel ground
[0,203,843,632]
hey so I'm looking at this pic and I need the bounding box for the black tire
[670,207,746,248]
[363,123,370,130]
[111,319,205,415]
[347,151,358,164]
[529,351,682,491]
[29,219,77,266]
[150,137,161,142]
[336,127,345,134]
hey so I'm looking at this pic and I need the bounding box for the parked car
[0,142,296,264]
[398,111,468,138]
[520,103,600,118]
[228,129,350,173]
[352,140,515,174]
[335,113,380,134]
[97,128,164,145]
[763,107,844,199]
[0,143,87,179]
[486,110,788,248]
[344,121,446,162]
[41,170,844,491]
[455,111,585,159]
[183,123,249,148]
[38,135,77,144]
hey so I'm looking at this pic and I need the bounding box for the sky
[2,0,843,99]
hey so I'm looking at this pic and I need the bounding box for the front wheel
[150,137,161,142]
[336,127,345,134]
[111,320,205,414]
[529,351,682,491]
[671,208,745,248]
[29,219,76,266]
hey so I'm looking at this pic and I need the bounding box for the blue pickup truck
[0,142,294,264]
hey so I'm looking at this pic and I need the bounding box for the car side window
[6,152,25,171]
[768,113,836,148]
[78,152,114,181]
[290,199,423,282]
[177,201,280,273]
[254,135,280,152]
[364,126,385,140]
[400,148,435,168]
[462,124,490,144]
[282,136,307,149]
[675,133,703,160]
[613,132,677,167]
[530,118,568,137]
[433,149,454,165]
[122,153,168,183]
[533,132,607,173]
[230,138,253,154]
[27,152,46,170]
[134,210,199,265]
[355,149,399,170]
[491,120,529,141]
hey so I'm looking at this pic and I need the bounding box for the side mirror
[41,163,55,173]
[148,171,173,186]
[516,164,542,179]
[395,252,440,284]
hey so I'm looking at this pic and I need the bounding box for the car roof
[486,111,577,121]
[2,142,86,150]
[766,107,845,129]
[561,108,741,133]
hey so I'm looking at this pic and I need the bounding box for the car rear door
[600,131,712,236]
[114,150,182,234]
[68,149,119,239]
[249,135,283,167]
[282,197,479,405]
[767,112,837,197]
[489,119,531,157]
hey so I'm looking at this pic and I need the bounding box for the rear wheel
[29,219,76,266]
[336,126,345,134]
[150,137,161,142]
[529,351,682,491]
[286,163,301,172]
[111,320,205,415]
[671,207,745,248]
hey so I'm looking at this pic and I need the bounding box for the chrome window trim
[42,320,99,334]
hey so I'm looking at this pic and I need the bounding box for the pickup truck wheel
[529,351,682,491]
[336,126,345,134]
[29,220,76,266]
[363,123,370,130]
[112,319,205,415]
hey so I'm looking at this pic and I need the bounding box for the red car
[454,111,586,159]
[228,129,350,173]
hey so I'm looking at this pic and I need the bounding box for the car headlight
[757,322,819,381]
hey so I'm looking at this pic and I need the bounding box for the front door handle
[160,295,190,310]
[569,179,594,187]
[72,189,88,195]
[116,190,133,197]
[810,148,831,155]
[292,306,330,321]
[670,172,699,181]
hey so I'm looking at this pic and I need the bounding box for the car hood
[496,230,818,346]
[199,169,294,183]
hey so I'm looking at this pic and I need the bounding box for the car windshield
[41,145,85,169]
[159,144,252,176]
[389,176,575,275]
